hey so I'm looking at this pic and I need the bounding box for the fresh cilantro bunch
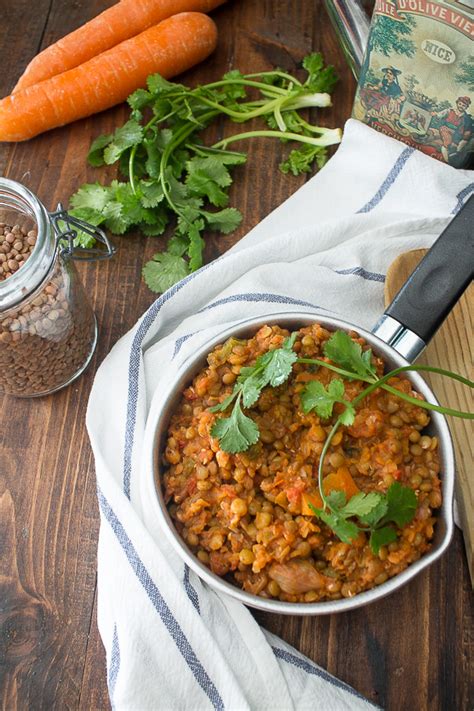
[209,327,473,551]
[69,54,342,293]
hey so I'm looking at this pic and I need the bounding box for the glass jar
[0,178,114,397]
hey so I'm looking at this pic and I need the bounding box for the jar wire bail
[50,203,116,261]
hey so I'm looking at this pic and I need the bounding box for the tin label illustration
[353,0,473,167]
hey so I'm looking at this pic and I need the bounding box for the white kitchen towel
[86,119,473,711]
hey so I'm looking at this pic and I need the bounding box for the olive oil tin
[353,0,473,167]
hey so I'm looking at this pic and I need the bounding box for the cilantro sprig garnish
[69,54,342,292]
[209,334,297,453]
[309,483,417,553]
[300,379,355,426]
[209,328,473,552]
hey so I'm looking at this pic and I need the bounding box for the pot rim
[141,310,454,615]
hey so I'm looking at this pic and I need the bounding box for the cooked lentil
[163,324,441,603]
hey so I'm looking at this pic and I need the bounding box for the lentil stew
[162,324,442,603]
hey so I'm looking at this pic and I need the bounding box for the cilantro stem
[317,418,343,513]
[193,93,285,121]
[245,69,304,86]
[213,128,342,150]
[298,358,473,418]
[354,365,474,419]
[294,115,334,134]
[202,77,289,96]
[312,354,473,515]
[128,144,138,195]
[296,357,374,383]
[185,143,245,160]
[159,109,218,219]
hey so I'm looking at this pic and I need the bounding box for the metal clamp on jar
[0,178,115,397]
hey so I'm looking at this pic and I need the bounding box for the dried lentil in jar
[0,178,114,397]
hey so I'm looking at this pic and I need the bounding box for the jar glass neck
[0,178,56,311]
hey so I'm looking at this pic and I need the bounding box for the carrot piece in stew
[323,467,360,500]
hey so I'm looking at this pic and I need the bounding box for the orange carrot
[301,492,323,516]
[13,0,225,92]
[301,468,359,516]
[0,13,217,142]
[323,467,360,500]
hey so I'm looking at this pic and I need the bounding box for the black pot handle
[384,194,473,345]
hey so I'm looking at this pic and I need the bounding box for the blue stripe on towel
[452,183,474,214]
[357,147,414,214]
[272,646,380,708]
[184,565,201,614]
[108,625,121,705]
[334,266,385,283]
[98,489,225,711]
[197,292,328,315]
[124,262,217,498]
[173,332,200,359]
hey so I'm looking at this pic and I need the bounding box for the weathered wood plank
[0,2,471,710]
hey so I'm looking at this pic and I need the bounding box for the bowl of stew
[142,313,454,614]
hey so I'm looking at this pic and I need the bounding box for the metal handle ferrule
[372,314,426,362]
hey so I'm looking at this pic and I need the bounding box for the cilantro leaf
[256,333,298,387]
[142,252,190,293]
[139,211,168,236]
[87,134,114,167]
[240,372,266,408]
[176,199,204,232]
[384,482,418,527]
[102,201,130,234]
[358,499,389,528]
[186,156,233,187]
[303,52,339,93]
[167,233,189,257]
[187,220,205,272]
[220,70,248,99]
[339,405,356,426]
[147,73,183,96]
[340,491,383,518]
[210,404,259,454]
[70,183,112,212]
[310,505,360,543]
[139,180,164,208]
[279,144,328,175]
[186,170,229,207]
[300,378,355,424]
[324,331,377,381]
[370,526,398,554]
[302,52,325,76]
[103,120,144,164]
[325,490,347,509]
[128,88,154,113]
[209,391,238,414]
[204,208,242,234]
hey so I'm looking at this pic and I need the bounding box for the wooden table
[0,1,472,708]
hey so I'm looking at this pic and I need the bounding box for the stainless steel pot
[142,196,473,615]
